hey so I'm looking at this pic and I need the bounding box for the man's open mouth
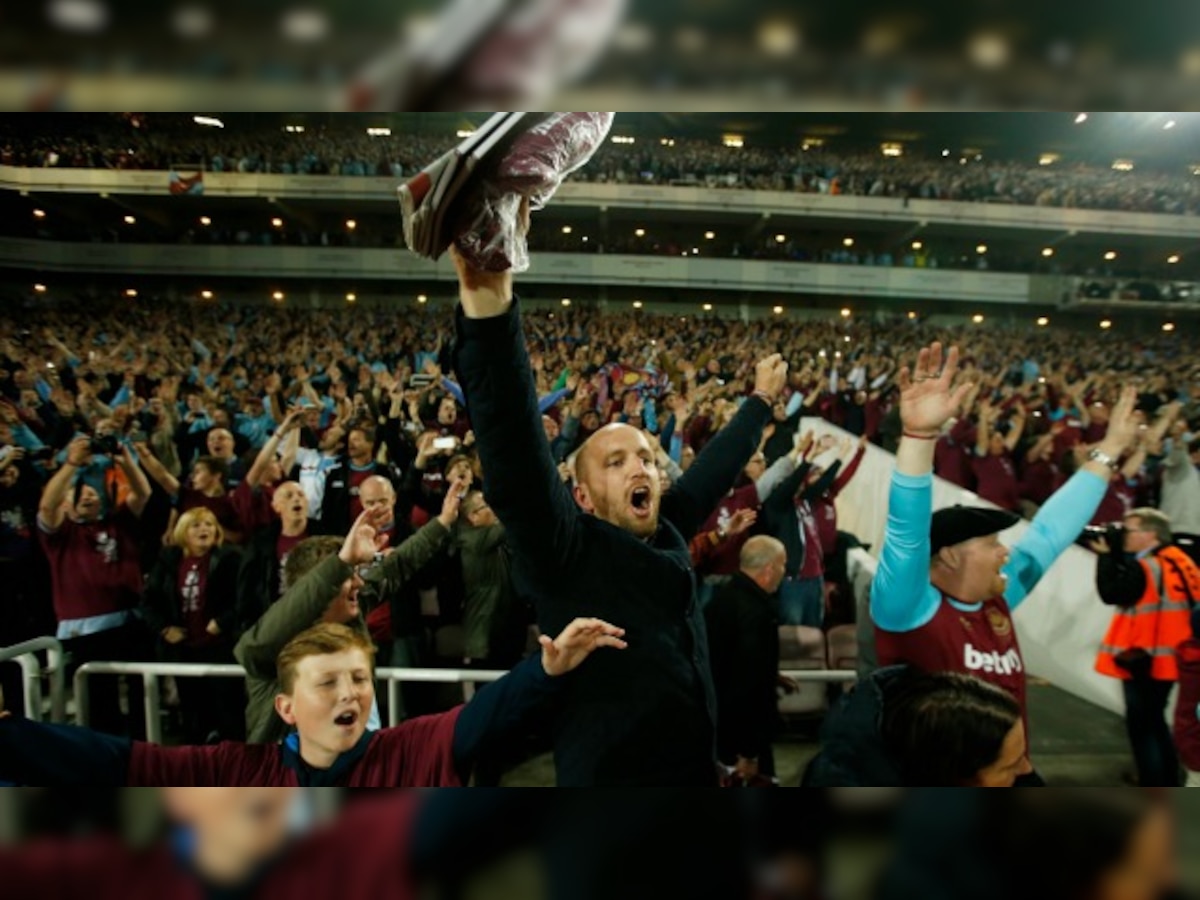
[334,710,359,728]
[630,486,652,515]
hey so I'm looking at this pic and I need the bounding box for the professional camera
[89,434,120,456]
[1082,521,1125,546]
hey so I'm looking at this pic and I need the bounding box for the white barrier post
[143,672,163,745]
[0,637,65,722]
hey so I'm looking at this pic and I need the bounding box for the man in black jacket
[450,212,786,786]
[703,535,788,782]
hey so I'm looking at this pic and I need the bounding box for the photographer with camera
[1091,508,1200,785]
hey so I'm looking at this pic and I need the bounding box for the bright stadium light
[193,116,224,128]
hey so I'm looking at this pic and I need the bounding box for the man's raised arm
[872,343,973,633]
[449,228,582,573]
[664,355,784,539]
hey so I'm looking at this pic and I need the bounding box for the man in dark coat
[450,212,786,785]
[703,535,788,781]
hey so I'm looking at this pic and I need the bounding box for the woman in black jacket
[141,507,245,742]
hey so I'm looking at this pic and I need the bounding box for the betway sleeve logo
[965,644,1024,675]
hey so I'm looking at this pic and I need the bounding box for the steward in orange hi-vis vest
[1095,544,1200,682]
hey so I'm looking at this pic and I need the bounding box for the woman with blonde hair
[142,507,245,742]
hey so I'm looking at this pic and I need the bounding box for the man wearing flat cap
[871,341,1140,784]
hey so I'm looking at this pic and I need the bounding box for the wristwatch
[1086,448,1120,471]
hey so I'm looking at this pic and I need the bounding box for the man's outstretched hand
[451,197,528,319]
[540,617,627,677]
[897,341,973,437]
[753,354,788,402]
[338,507,391,567]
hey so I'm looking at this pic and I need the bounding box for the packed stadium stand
[0,113,1198,799]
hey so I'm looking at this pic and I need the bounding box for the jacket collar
[281,729,374,786]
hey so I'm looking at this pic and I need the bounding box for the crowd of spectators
[3,116,1200,216]
[576,141,1200,216]
[0,296,1197,751]
[2,122,1200,791]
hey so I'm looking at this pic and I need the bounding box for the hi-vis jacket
[1095,545,1200,682]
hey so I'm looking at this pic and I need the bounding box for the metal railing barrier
[0,637,66,723]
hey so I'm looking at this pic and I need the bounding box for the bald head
[572,423,662,538]
[575,423,646,485]
[740,535,787,594]
[359,475,395,518]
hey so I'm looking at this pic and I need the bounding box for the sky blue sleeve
[537,387,571,414]
[871,471,942,632]
[10,423,45,451]
[109,384,131,409]
[441,376,466,407]
[643,397,658,433]
[1004,469,1108,611]
[785,390,804,418]
[670,431,684,464]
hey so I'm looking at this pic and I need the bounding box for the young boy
[0,615,625,786]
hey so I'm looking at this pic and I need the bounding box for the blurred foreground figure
[877,790,1183,900]
[343,0,627,110]
[2,790,827,900]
